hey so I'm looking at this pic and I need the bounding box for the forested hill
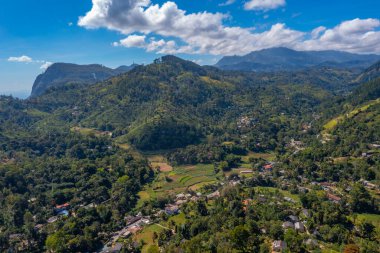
[355,60,380,84]
[30,62,137,97]
[25,55,337,151]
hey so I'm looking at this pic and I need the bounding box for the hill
[30,62,137,97]
[215,47,380,72]
[355,60,380,83]
[26,55,335,151]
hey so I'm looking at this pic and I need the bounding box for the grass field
[241,151,276,163]
[323,98,380,131]
[354,213,380,227]
[134,224,165,253]
[254,186,301,203]
[136,163,220,206]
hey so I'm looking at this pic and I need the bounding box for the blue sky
[1,0,379,97]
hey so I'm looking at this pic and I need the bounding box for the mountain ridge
[216,47,380,72]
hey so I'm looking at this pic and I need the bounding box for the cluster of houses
[45,202,71,224]
[311,182,342,203]
[274,210,320,251]
[100,190,222,252]
[360,179,379,190]
[162,191,221,216]
[237,116,255,129]
[282,214,308,233]
[100,214,151,253]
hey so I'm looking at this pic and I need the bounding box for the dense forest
[0,56,379,252]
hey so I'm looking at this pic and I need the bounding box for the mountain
[30,62,137,97]
[215,47,380,72]
[355,60,380,83]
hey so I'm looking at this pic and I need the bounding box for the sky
[1,0,380,98]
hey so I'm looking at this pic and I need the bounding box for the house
[327,193,341,203]
[240,170,253,174]
[54,203,70,214]
[175,199,187,205]
[272,240,286,252]
[190,196,199,202]
[126,225,142,234]
[288,215,299,222]
[206,190,220,199]
[263,164,273,171]
[282,221,294,230]
[55,203,70,209]
[57,209,69,216]
[9,234,23,242]
[47,216,58,223]
[101,242,123,253]
[124,216,141,226]
[284,197,296,203]
[34,224,44,232]
[176,193,186,200]
[165,204,180,215]
[294,222,305,233]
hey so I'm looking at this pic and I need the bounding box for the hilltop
[30,62,137,97]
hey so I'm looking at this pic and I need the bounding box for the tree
[230,225,250,251]
[358,222,375,239]
[350,184,375,213]
[45,231,68,253]
[196,201,208,216]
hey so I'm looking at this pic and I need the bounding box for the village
[7,153,379,253]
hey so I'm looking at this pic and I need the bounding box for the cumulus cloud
[8,55,33,63]
[244,0,286,11]
[40,61,53,70]
[299,18,380,53]
[78,0,380,55]
[114,34,147,48]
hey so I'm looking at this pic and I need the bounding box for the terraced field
[137,163,220,205]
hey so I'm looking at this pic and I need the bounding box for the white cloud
[219,0,235,7]
[8,55,33,63]
[78,0,380,56]
[244,0,285,11]
[7,55,53,71]
[114,34,147,48]
[299,18,380,53]
[40,61,53,70]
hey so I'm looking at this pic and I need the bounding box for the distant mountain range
[215,47,380,72]
[30,63,138,97]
